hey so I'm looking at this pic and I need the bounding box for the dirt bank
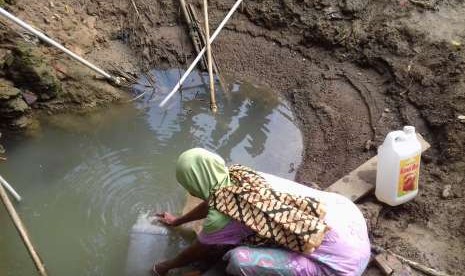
[0,0,133,152]
[0,0,464,275]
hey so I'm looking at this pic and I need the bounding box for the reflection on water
[0,69,302,275]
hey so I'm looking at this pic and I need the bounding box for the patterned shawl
[210,164,329,254]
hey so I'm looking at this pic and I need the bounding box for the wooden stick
[109,63,137,84]
[372,245,450,276]
[202,0,217,113]
[0,182,48,275]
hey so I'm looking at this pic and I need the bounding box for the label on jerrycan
[398,154,420,197]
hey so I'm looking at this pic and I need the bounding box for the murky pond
[0,70,303,275]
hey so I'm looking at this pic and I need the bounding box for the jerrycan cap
[403,126,415,134]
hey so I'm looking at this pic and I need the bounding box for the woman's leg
[153,240,224,275]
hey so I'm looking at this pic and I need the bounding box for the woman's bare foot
[152,261,171,276]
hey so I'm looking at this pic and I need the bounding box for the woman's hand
[154,212,180,227]
[153,201,208,227]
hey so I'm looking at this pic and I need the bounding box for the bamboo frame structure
[159,0,243,107]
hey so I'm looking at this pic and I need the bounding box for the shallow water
[0,69,303,275]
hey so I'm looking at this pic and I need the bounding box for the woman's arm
[156,201,209,227]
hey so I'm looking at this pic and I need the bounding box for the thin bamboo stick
[202,0,217,113]
[130,0,148,34]
[0,182,47,275]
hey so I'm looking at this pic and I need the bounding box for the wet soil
[0,0,464,275]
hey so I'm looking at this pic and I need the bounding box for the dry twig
[130,0,148,34]
[372,245,451,276]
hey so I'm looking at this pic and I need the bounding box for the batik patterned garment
[210,164,330,254]
[200,172,371,276]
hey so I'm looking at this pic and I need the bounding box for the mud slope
[124,0,464,274]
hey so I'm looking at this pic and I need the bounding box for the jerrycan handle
[384,130,407,149]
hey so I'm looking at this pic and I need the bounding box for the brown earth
[0,0,133,133]
[0,0,464,275]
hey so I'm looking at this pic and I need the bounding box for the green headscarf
[176,148,231,233]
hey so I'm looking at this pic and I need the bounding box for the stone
[374,253,413,276]
[441,184,453,199]
[83,16,97,29]
[86,2,99,16]
[341,0,370,13]
[364,139,375,151]
[51,61,69,80]
[4,42,62,101]
[0,79,21,101]
[4,97,29,113]
[374,253,393,275]
[372,228,384,238]
[10,115,32,129]
[458,115,465,123]
[22,91,38,105]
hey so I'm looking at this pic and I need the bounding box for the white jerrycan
[375,126,422,206]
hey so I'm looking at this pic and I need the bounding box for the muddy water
[0,70,302,276]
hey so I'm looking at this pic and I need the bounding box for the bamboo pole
[202,0,217,113]
[179,0,207,70]
[0,182,47,275]
[187,4,229,96]
[0,8,120,85]
[179,0,192,25]
[0,174,22,202]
